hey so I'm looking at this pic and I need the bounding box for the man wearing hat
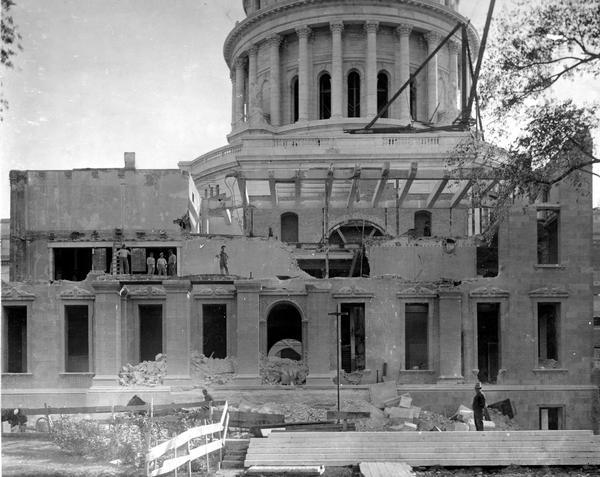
[472,382,490,431]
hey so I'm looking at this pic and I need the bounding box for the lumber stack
[245,430,600,467]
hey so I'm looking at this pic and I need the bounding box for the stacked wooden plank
[245,430,600,467]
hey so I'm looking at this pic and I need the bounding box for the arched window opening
[347,71,360,117]
[319,73,331,119]
[414,210,432,237]
[327,220,384,277]
[291,76,299,122]
[377,72,389,118]
[267,303,302,360]
[410,80,417,120]
[281,212,299,243]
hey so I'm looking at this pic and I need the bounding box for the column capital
[295,26,312,39]
[364,21,379,34]
[267,34,282,47]
[234,56,247,69]
[424,31,443,47]
[448,39,460,54]
[329,20,344,33]
[396,23,413,37]
[248,44,258,57]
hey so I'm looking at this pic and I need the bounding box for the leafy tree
[1,0,22,118]
[451,0,599,235]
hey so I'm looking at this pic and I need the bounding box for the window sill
[59,372,94,376]
[1,373,33,376]
[401,369,435,373]
[534,264,565,270]
[532,368,568,373]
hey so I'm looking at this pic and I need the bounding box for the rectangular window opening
[539,406,563,430]
[139,305,163,362]
[202,304,227,359]
[538,302,560,367]
[65,305,89,372]
[405,303,428,370]
[537,208,559,264]
[3,306,27,373]
[340,303,365,372]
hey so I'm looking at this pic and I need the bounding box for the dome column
[448,40,460,121]
[296,26,311,122]
[365,21,379,118]
[425,31,442,124]
[234,57,247,125]
[330,21,344,119]
[394,24,412,124]
[268,35,282,126]
[248,45,260,125]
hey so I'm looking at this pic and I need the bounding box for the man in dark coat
[472,382,490,431]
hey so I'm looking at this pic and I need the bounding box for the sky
[1,0,598,219]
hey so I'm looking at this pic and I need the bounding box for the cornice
[528,286,569,298]
[192,286,236,298]
[397,285,437,298]
[60,286,95,300]
[469,286,509,298]
[224,0,478,66]
[1,284,36,301]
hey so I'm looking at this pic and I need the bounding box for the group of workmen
[117,244,230,276]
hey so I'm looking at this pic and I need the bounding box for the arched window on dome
[410,79,417,121]
[414,210,432,237]
[319,73,331,119]
[347,71,361,118]
[377,71,389,118]
[291,76,299,123]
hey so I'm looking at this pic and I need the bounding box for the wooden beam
[480,179,499,197]
[346,166,361,209]
[426,174,450,208]
[237,176,249,207]
[268,172,278,207]
[397,162,418,207]
[336,228,347,244]
[371,162,391,208]
[325,164,334,205]
[450,180,473,208]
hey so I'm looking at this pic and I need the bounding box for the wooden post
[204,419,210,472]
[174,446,178,477]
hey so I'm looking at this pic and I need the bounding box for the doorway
[267,303,302,360]
[340,303,365,372]
[139,304,163,362]
[203,304,227,358]
[477,303,500,383]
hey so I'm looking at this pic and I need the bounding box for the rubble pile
[190,351,235,385]
[488,408,520,430]
[260,356,308,385]
[118,354,166,386]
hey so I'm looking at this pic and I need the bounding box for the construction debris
[190,351,235,385]
[260,356,308,385]
[118,354,166,386]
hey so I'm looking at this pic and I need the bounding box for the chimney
[124,152,136,170]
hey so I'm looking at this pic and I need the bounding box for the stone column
[395,24,412,123]
[90,280,121,387]
[330,21,344,119]
[296,26,311,122]
[230,70,236,129]
[234,280,262,384]
[306,285,333,384]
[448,40,459,120]
[234,57,246,125]
[365,21,379,117]
[163,280,192,386]
[268,34,281,126]
[437,289,463,383]
[425,31,441,123]
[248,45,259,125]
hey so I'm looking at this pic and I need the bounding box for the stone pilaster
[305,285,333,384]
[247,45,260,125]
[448,40,459,120]
[234,280,262,384]
[230,70,236,129]
[234,57,246,125]
[437,289,463,383]
[330,21,344,119]
[90,280,121,387]
[395,24,412,123]
[365,21,379,117]
[268,35,281,126]
[425,31,442,123]
[296,26,311,122]
[163,280,192,386]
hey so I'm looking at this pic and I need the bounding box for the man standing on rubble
[472,382,489,431]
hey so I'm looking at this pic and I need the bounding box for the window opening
[202,304,227,359]
[267,303,302,360]
[538,303,559,367]
[414,210,431,237]
[319,73,331,119]
[594,347,600,369]
[347,71,360,117]
[139,304,163,362]
[539,407,563,430]
[476,303,500,383]
[65,305,89,372]
[340,303,365,372]
[405,304,428,370]
[377,72,389,118]
[281,212,299,243]
[537,208,559,264]
[292,76,299,122]
[3,306,27,373]
[54,248,99,281]
[409,80,417,120]
[476,232,498,277]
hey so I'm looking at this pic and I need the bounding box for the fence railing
[145,401,229,477]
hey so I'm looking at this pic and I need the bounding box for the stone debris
[118,354,166,386]
[260,356,309,385]
[190,351,236,385]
